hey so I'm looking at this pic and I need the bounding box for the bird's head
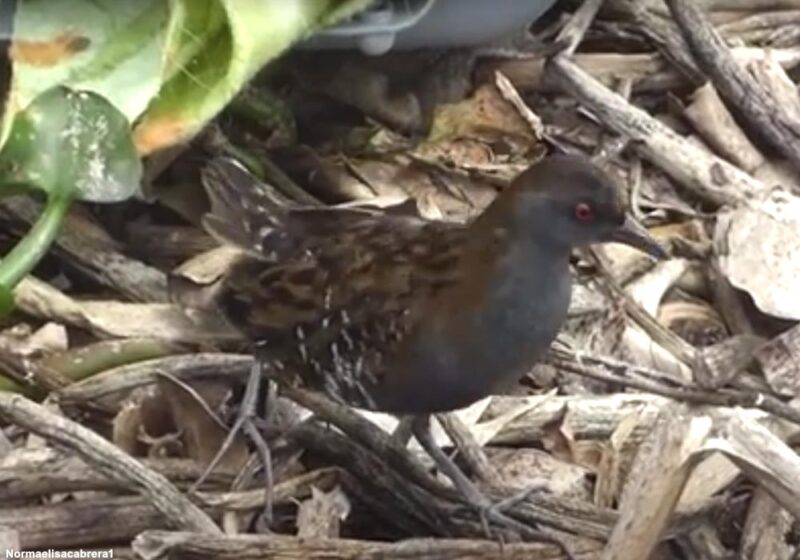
[493,154,667,259]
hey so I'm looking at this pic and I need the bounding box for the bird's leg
[411,415,565,553]
[411,414,488,507]
[412,414,533,539]
[189,359,275,526]
[436,411,552,514]
[436,412,501,486]
[250,378,277,528]
[390,416,416,447]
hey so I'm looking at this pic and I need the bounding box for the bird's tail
[200,157,297,260]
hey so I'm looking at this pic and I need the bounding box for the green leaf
[133,0,375,154]
[0,287,14,317]
[0,86,142,305]
[0,86,142,202]
[7,0,168,126]
[0,372,26,394]
[0,194,72,297]
[3,0,374,156]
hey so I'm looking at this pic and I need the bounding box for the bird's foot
[459,480,551,541]
[410,417,558,541]
[189,360,276,527]
[458,480,575,560]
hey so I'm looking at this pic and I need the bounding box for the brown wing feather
[201,157,468,409]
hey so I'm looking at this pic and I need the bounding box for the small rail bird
[195,153,666,527]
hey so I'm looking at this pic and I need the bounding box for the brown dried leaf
[296,485,351,539]
[539,406,571,459]
[331,157,497,222]
[158,378,248,473]
[594,411,646,508]
[488,447,592,501]
[755,323,800,396]
[169,246,246,313]
[423,83,539,165]
[540,405,603,469]
[112,386,169,456]
[621,259,693,379]
[113,400,144,455]
[715,188,800,320]
[658,301,727,348]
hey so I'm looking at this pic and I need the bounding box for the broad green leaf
[4,0,374,158]
[0,85,141,308]
[0,373,26,394]
[134,0,374,155]
[0,86,141,202]
[7,0,167,126]
[0,287,14,317]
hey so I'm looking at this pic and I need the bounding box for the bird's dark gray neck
[458,234,572,392]
[377,233,572,414]
[481,236,572,332]
[468,197,574,347]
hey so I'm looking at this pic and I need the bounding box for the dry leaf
[296,485,351,539]
[715,188,800,320]
[594,411,646,508]
[158,378,248,473]
[112,385,168,456]
[488,447,592,501]
[621,258,692,379]
[755,323,800,396]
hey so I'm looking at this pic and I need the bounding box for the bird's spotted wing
[202,157,468,409]
[219,218,466,409]
[201,157,418,262]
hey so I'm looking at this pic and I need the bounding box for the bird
[193,152,667,529]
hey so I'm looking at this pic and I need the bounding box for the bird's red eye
[574,202,594,222]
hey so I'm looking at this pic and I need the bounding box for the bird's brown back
[202,158,477,408]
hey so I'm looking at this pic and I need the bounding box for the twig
[0,393,220,534]
[156,370,229,432]
[593,76,634,163]
[0,455,236,501]
[189,359,273,526]
[605,402,800,559]
[628,158,646,220]
[589,250,696,367]
[556,0,607,57]
[283,386,448,498]
[666,0,800,169]
[0,469,335,550]
[132,530,591,560]
[546,55,765,206]
[548,348,800,426]
[494,71,544,139]
[288,419,467,537]
[59,353,252,405]
[0,198,169,303]
[436,412,502,487]
[609,0,704,84]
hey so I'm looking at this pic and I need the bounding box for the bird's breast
[373,251,572,414]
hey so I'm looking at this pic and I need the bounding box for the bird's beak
[606,214,668,259]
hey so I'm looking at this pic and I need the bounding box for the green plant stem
[0,372,25,393]
[0,194,72,289]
